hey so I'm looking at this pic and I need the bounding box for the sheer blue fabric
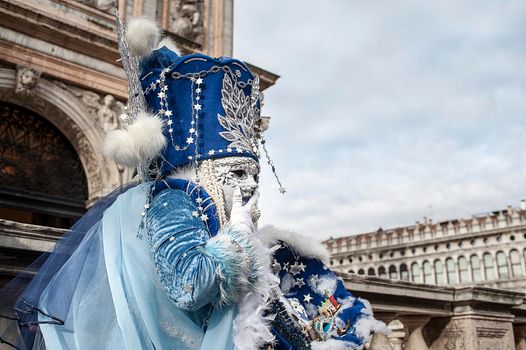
[0,183,236,350]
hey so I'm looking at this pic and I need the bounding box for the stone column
[398,315,431,350]
[514,324,526,350]
[368,312,396,350]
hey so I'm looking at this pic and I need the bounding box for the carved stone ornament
[169,0,204,43]
[74,0,116,13]
[15,66,41,95]
[54,81,123,132]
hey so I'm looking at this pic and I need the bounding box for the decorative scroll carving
[15,66,41,95]
[169,0,204,43]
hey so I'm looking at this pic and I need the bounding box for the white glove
[229,187,259,234]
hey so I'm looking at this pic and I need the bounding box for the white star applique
[192,211,199,217]
[310,274,319,284]
[196,197,203,204]
[195,78,203,85]
[295,278,305,288]
[186,137,194,144]
[208,150,215,156]
[282,262,290,271]
[303,293,313,303]
[194,103,202,111]
[289,262,303,276]
[165,110,173,117]
[201,214,208,222]
[158,91,166,98]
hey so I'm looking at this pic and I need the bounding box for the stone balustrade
[343,274,526,349]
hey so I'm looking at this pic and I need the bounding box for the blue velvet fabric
[152,178,220,236]
[146,187,260,311]
[140,48,259,175]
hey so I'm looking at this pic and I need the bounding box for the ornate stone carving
[98,94,122,132]
[169,0,204,43]
[74,0,116,13]
[54,81,123,132]
[15,66,41,95]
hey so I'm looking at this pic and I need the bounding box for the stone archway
[0,67,124,203]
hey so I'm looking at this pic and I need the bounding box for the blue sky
[234,1,526,240]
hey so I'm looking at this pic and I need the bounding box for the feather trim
[259,225,330,264]
[233,232,279,350]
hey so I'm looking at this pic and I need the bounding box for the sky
[233,1,526,241]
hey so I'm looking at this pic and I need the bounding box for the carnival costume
[0,16,386,350]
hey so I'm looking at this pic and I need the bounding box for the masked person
[0,17,386,350]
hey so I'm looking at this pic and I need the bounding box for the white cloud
[235,0,526,240]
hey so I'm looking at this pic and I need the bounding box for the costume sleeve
[146,188,259,310]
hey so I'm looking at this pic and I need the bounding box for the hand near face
[229,187,259,233]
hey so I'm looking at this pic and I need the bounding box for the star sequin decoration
[194,103,202,111]
[295,278,305,288]
[208,150,215,156]
[201,214,208,222]
[196,87,202,94]
[158,91,166,98]
[192,211,199,217]
[289,262,306,276]
[167,120,173,126]
[282,262,290,272]
[165,110,173,117]
[186,137,194,144]
[196,78,203,85]
[196,197,203,204]
[310,274,319,284]
[303,293,313,303]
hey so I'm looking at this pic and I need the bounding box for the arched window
[423,261,432,284]
[378,266,387,278]
[510,250,523,277]
[348,269,355,274]
[367,267,376,276]
[483,253,494,280]
[471,255,481,282]
[400,264,409,281]
[446,258,456,285]
[358,269,365,275]
[496,251,509,279]
[434,260,444,285]
[411,263,421,283]
[458,256,469,283]
[0,102,88,228]
[389,265,397,280]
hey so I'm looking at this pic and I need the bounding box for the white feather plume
[125,17,160,57]
[103,112,165,167]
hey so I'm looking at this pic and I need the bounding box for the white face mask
[212,157,260,216]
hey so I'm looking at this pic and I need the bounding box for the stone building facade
[0,0,278,286]
[324,201,526,291]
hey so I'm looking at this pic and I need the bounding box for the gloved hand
[229,187,259,234]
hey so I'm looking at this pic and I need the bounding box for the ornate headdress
[106,14,285,193]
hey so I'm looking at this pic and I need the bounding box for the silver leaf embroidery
[217,73,260,152]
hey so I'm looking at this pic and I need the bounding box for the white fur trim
[157,37,180,54]
[259,225,330,264]
[125,17,160,57]
[103,112,165,167]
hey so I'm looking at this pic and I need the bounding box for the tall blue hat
[139,48,261,176]
[104,17,285,193]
